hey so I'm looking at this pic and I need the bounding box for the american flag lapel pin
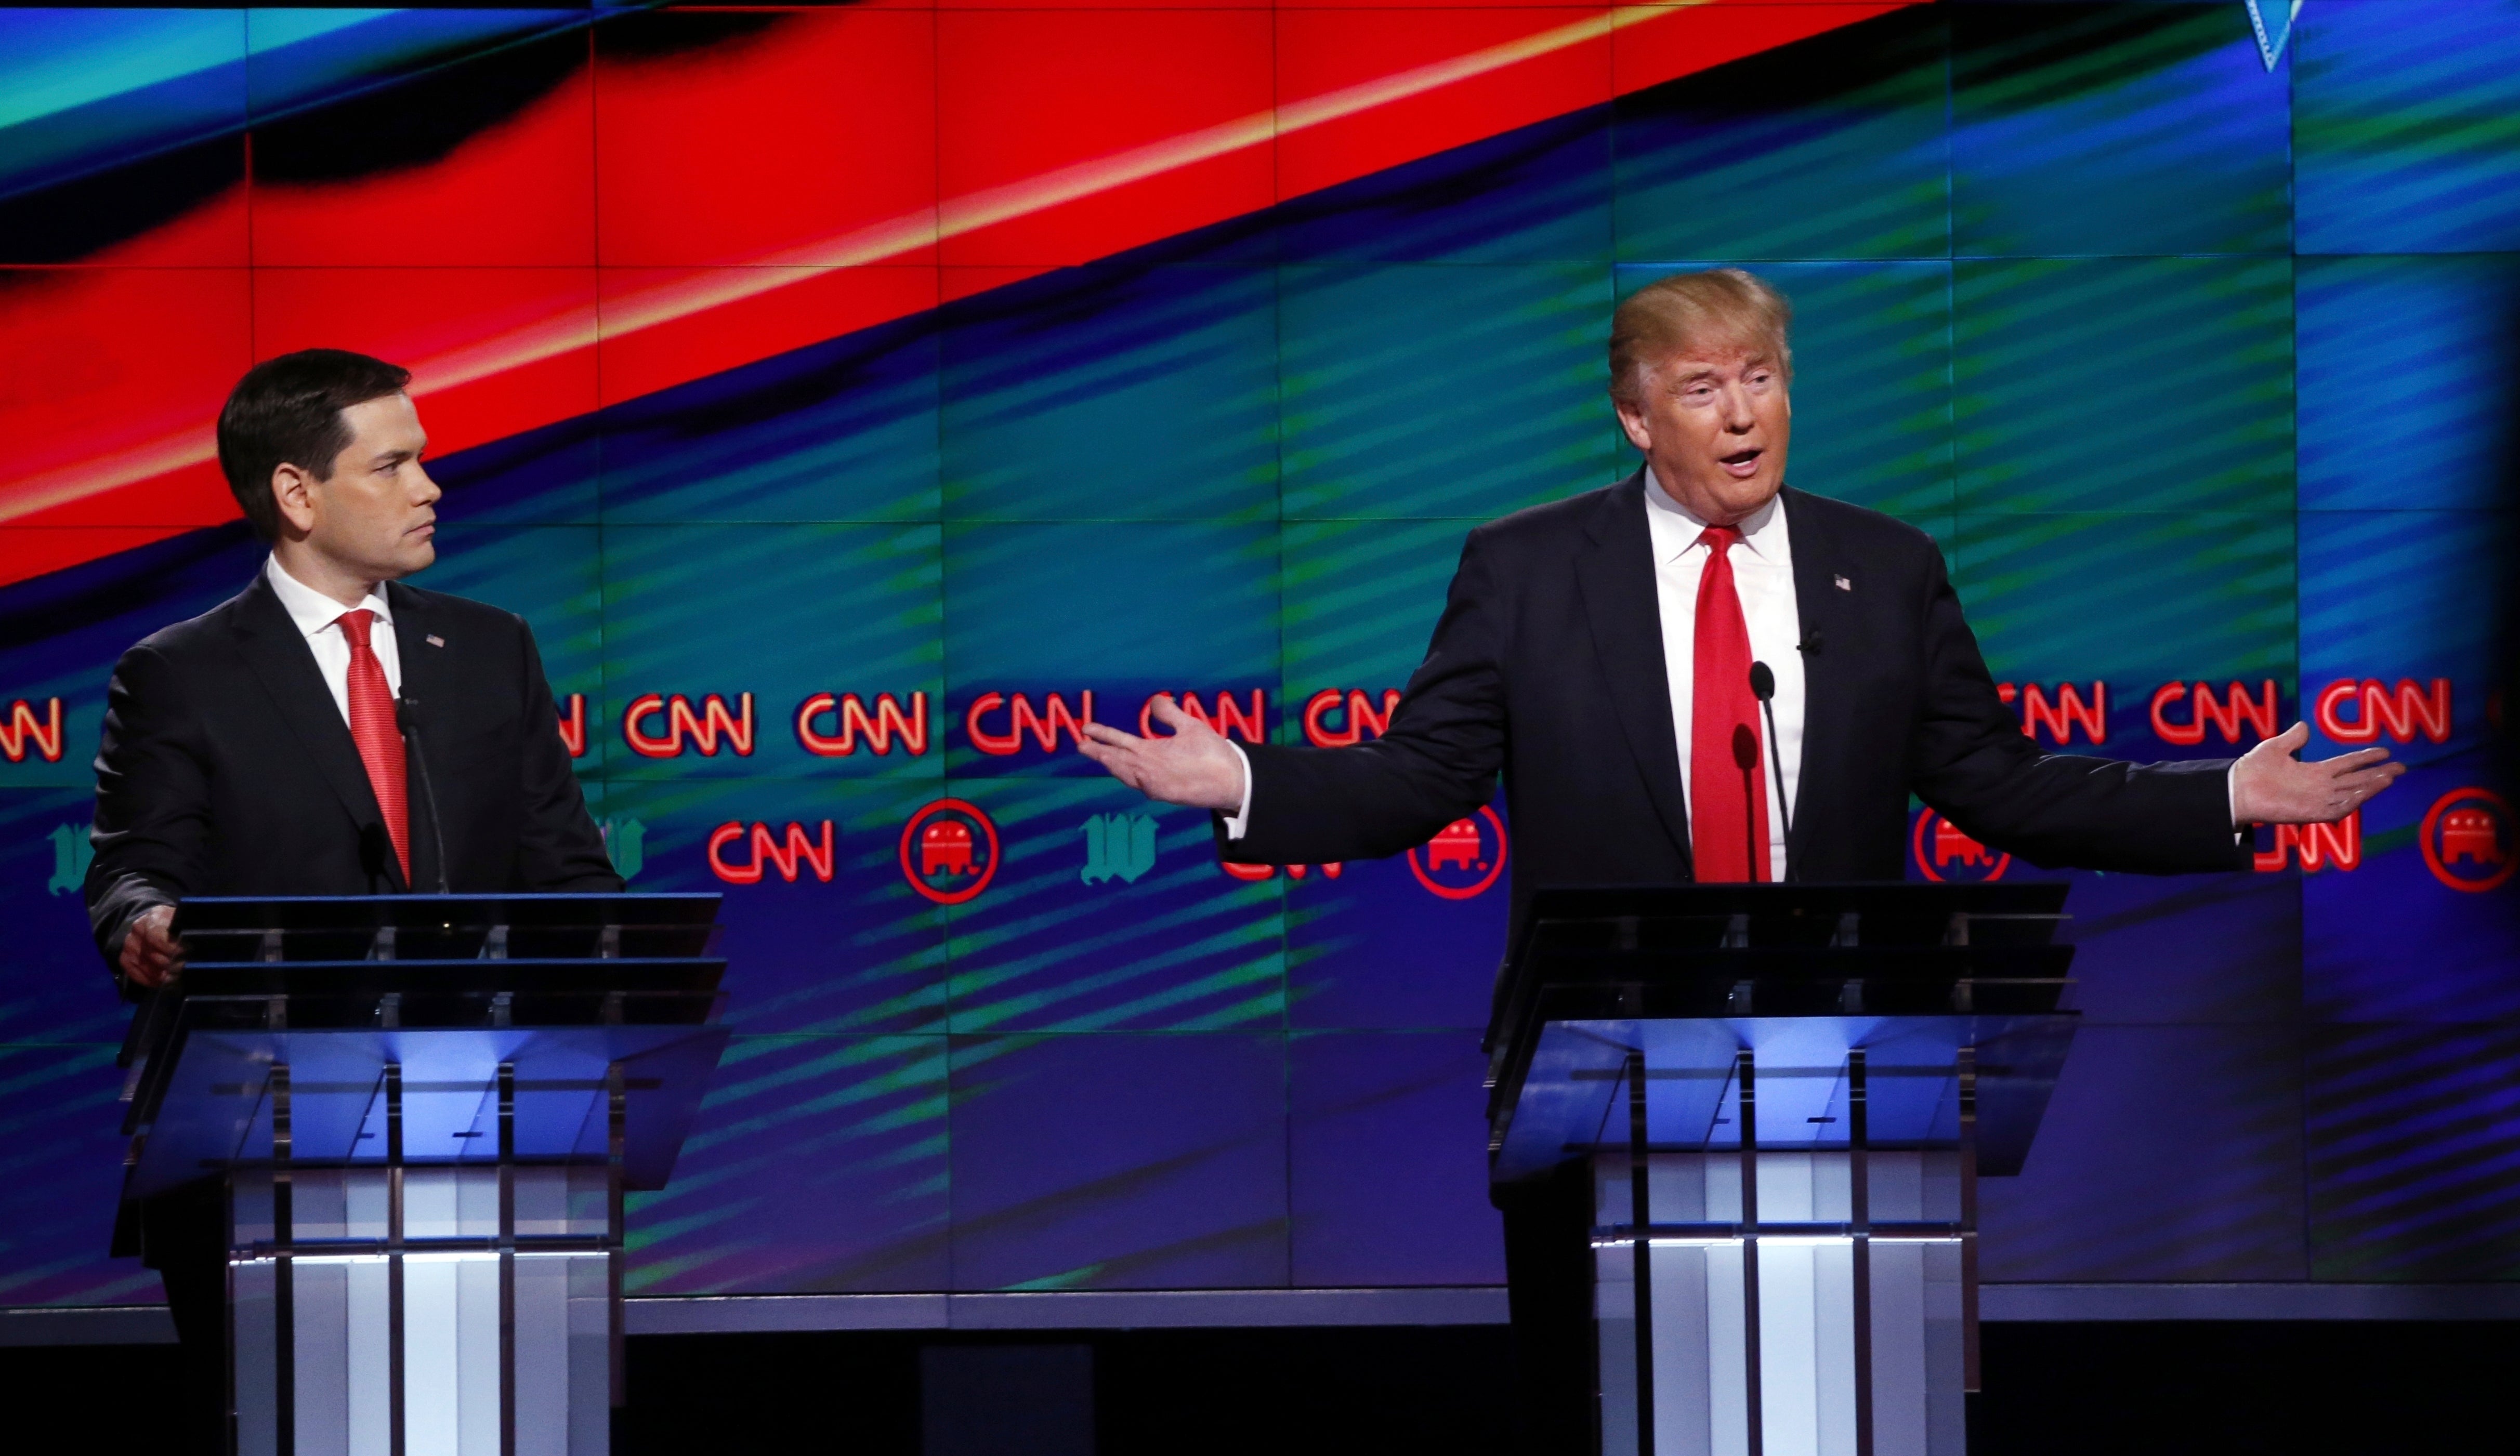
[426,633,445,648]
[1834,575,1852,592]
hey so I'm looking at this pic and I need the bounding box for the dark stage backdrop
[0,0,2513,1309]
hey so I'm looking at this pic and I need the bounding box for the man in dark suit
[1080,268,2401,1451]
[85,349,619,1452]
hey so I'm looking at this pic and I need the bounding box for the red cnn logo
[2420,788,2511,893]
[624,693,755,758]
[1911,810,2010,882]
[966,692,1094,757]
[1301,689,1401,748]
[1997,682,2106,745]
[2150,681,2277,745]
[708,820,836,884]
[2253,815,2360,874]
[2313,678,2451,745]
[1139,691,1266,743]
[796,692,928,757]
[0,697,63,763]
[1406,806,1508,900]
[557,694,588,758]
[900,798,1001,904]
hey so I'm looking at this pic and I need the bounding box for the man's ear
[270,462,319,538]
[1612,397,1655,454]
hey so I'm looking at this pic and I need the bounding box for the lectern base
[1593,1151,1966,1456]
[227,1166,618,1456]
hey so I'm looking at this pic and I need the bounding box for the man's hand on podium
[119,904,183,989]
[2231,721,2406,826]
[1079,695,1246,812]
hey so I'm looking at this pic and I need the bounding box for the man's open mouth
[1718,447,1763,478]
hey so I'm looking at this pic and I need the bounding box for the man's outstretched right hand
[119,903,183,989]
[1078,695,1248,813]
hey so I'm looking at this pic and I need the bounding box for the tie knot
[1697,524,1742,555]
[336,608,374,646]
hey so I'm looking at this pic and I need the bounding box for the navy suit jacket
[85,567,621,980]
[1223,472,2249,968]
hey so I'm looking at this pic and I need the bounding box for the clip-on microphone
[395,695,452,894]
[1749,661,1794,882]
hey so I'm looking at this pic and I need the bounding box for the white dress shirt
[1643,470,1802,881]
[265,554,402,724]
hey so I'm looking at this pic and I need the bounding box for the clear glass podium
[116,894,730,1456]
[1486,884,2080,1456]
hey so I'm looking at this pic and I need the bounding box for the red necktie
[338,609,410,882]
[1691,526,1770,882]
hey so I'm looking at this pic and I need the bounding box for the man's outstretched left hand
[2231,721,2405,825]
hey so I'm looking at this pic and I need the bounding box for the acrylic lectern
[1486,883,2080,1456]
[115,894,731,1456]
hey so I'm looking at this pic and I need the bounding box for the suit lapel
[1781,489,1849,871]
[232,571,406,891]
[1574,472,1694,866]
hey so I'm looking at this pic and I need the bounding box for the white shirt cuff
[1222,741,1254,840]
[2227,760,2242,831]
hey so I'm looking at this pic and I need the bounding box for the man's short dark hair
[216,349,412,541]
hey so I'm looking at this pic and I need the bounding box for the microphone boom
[396,695,453,895]
[1748,661,1795,881]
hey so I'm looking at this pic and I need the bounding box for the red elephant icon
[2442,809,2504,866]
[1428,818,1485,871]
[1913,810,2009,882]
[1933,818,1992,868]
[1408,808,1508,899]
[921,820,976,876]
[901,799,1001,904]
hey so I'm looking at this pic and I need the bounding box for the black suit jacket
[1227,474,2249,953]
[85,568,621,976]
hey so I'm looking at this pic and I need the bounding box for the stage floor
[7,1319,2517,1455]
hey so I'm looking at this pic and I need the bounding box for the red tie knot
[337,608,375,646]
[1697,524,1743,557]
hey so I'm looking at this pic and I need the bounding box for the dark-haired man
[86,349,619,1451]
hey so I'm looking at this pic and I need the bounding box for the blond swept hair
[1608,268,1794,407]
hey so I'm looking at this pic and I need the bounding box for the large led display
[1,1,2514,1309]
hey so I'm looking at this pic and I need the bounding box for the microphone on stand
[1749,662,1793,882]
[396,695,452,895]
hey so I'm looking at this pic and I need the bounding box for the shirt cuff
[2227,760,2242,832]
[1222,741,1254,840]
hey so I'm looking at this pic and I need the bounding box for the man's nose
[414,466,441,505]
[1718,383,1756,430]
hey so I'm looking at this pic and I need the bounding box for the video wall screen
[1,0,2514,1306]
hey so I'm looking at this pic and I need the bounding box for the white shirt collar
[1642,467,1790,566]
[265,554,392,639]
